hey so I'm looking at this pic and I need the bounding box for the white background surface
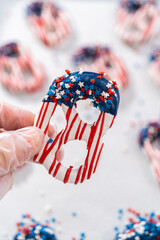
[0,0,160,239]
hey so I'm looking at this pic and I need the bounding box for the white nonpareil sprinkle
[44,204,53,214]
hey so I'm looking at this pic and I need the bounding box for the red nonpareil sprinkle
[107,89,114,95]
[56,78,61,83]
[112,81,117,85]
[99,71,105,75]
[99,96,105,102]
[81,88,85,92]
[51,96,57,102]
[97,75,103,79]
[69,83,74,88]
[64,97,69,101]
[65,69,70,74]
[108,96,113,101]
[59,76,65,80]
[57,83,60,88]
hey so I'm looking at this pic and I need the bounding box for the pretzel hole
[23,67,33,82]
[105,60,112,68]
[153,138,160,150]
[3,66,12,75]
[145,15,152,23]
[76,99,100,124]
[50,105,66,134]
[58,140,87,168]
[129,24,139,32]
[48,25,56,32]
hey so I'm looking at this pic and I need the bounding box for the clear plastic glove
[0,102,57,200]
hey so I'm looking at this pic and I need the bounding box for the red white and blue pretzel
[34,70,120,184]
[72,46,128,91]
[26,1,71,47]
[0,42,46,93]
[116,0,159,45]
[139,121,160,184]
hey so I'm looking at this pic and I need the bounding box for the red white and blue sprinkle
[44,70,120,116]
[114,208,160,240]
[14,214,57,240]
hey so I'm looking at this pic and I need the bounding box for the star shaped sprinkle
[78,82,84,87]
[106,82,112,88]
[79,68,83,74]
[90,79,95,84]
[60,90,65,95]
[44,95,49,100]
[101,91,109,98]
[65,69,70,75]
[65,83,70,89]
[76,90,80,95]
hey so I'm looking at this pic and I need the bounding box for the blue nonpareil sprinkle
[72,212,77,217]
[118,209,123,214]
[114,226,119,231]
[80,232,85,237]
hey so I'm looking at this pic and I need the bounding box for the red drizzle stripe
[64,113,78,144]
[56,108,72,150]
[39,142,49,164]
[75,120,82,139]
[39,131,62,168]
[93,143,104,173]
[47,130,63,154]
[53,163,61,177]
[87,112,105,179]
[75,165,83,185]
[50,108,72,175]
[47,132,63,173]
[80,113,103,183]
[109,116,115,128]
[48,158,57,174]
[36,102,45,127]
[80,128,93,183]
[79,123,87,140]
[155,168,160,179]
[39,102,49,129]
[66,107,72,122]
[33,154,38,162]
[63,166,73,183]
[44,102,57,135]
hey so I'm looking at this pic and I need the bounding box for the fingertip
[48,124,57,138]
[17,127,45,156]
[0,172,14,200]
[56,148,64,162]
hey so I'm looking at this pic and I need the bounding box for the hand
[0,102,58,200]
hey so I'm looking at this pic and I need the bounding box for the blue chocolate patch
[149,48,160,62]
[43,71,120,116]
[27,1,43,16]
[73,46,110,66]
[121,0,155,13]
[139,122,160,146]
[0,42,19,58]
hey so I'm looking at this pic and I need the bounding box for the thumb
[0,172,14,200]
[0,127,44,176]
